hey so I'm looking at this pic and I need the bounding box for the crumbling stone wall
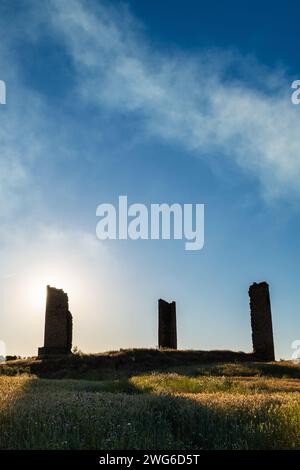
[38,286,72,356]
[158,299,177,349]
[249,282,275,361]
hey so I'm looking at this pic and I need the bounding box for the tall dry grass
[0,366,299,450]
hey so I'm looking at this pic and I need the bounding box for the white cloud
[0,31,53,217]
[48,0,300,200]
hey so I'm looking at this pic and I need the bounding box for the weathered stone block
[158,299,177,349]
[38,286,73,357]
[249,281,275,361]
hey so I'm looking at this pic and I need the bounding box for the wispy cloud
[0,41,44,214]
[48,0,300,200]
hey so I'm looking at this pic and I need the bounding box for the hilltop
[0,348,299,380]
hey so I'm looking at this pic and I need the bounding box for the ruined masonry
[249,281,275,361]
[158,299,177,349]
[37,281,276,360]
[38,285,72,356]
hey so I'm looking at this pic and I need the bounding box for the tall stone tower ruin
[158,299,177,349]
[38,286,73,357]
[249,281,275,361]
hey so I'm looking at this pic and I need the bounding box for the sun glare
[26,270,78,314]
[31,282,47,312]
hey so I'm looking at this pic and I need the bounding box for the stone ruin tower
[38,286,72,357]
[158,299,177,349]
[249,281,275,361]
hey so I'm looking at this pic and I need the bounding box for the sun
[20,259,90,319]
[26,272,72,314]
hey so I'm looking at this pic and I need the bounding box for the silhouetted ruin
[36,281,277,361]
[158,299,177,349]
[38,286,72,357]
[249,281,275,361]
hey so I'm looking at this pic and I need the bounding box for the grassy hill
[0,351,299,450]
[0,348,269,380]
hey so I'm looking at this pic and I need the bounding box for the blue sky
[0,0,299,358]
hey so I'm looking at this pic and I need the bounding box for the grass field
[0,360,299,450]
